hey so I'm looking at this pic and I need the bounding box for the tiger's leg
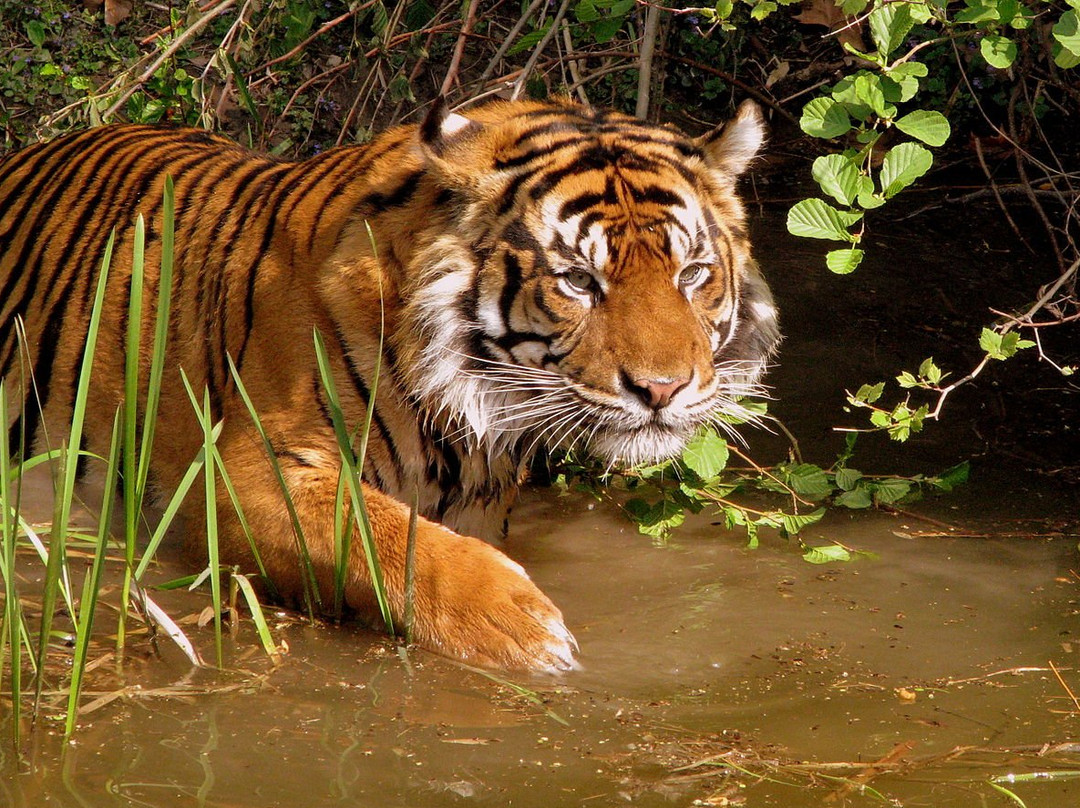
[198,425,578,672]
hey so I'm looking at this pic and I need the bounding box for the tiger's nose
[629,376,690,410]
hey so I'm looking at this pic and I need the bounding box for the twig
[973,135,1031,251]
[560,20,589,105]
[945,666,1064,686]
[511,0,572,101]
[138,0,232,45]
[659,51,799,127]
[1009,84,1067,272]
[247,1,377,76]
[636,2,661,118]
[880,506,965,533]
[1049,660,1080,714]
[103,0,238,121]
[475,0,547,88]
[439,0,480,97]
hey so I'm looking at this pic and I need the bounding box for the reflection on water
[3,213,1079,807]
[4,489,1078,808]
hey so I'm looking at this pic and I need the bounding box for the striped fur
[0,99,777,670]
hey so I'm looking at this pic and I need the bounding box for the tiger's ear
[418,98,487,188]
[694,100,766,179]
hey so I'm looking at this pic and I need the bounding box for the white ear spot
[752,300,777,321]
[441,112,474,138]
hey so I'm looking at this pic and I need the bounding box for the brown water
[3,209,1079,807]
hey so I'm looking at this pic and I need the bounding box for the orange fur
[0,100,777,670]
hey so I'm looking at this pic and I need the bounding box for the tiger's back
[0,99,778,670]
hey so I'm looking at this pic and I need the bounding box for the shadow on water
[3,208,1079,807]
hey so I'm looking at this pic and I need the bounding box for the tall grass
[0,178,373,746]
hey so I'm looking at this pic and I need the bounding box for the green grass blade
[231,573,281,663]
[331,465,353,619]
[312,329,392,632]
[34,229,116,718]
[118,214,146,654]
[1,381,23,749]
[179,372,224,667]
[133,427,220,580]
[223,53,261,138]
[64,408,123,738]
[136,176,175,503]
[226,356,318,615]
[210,444,276,598]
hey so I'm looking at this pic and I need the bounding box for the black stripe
[631,185,683,208]
[332,325,405,489]
[361,171,421,213]
[0,128,150,327]
[559,192,605,222]
[498,252,523,326]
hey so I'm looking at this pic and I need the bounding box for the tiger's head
[398,99,779,467]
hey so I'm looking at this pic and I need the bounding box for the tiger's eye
[678,265,706,287]
[565,268,596,292]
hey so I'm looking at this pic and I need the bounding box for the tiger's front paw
[411,529,578,672]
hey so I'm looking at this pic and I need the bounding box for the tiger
[0,97,779,671]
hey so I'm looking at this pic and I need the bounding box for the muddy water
[3,210,1079,807]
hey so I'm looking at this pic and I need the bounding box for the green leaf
[854,382,885,403]
[575,0,599,22]
[872,477,912,505]
[830,76,873,121]
[1053,40,1080,68]
[980,34,1018,68]
[750,1,778,20]
[979,327,1003,356]
[1053,10,1080,58]
[803,544,852,564]
[834,467,863,491]
[955,2,999,23]
[800,97,852,138]
[714,0,734,19]
[919,357,944,384]
[590,16,624,42]
[781,508,826,537]
[869,2,913,58]
[896,371,919,388]
[981,328,1035,359]
[889,62,929,78]
[632,498,686,539]
[894,110,951,147]
[840,0,869,14]
[681,429,729,480]
[930,461,970,492]
[856,175,886,209]
[508,25,551,55]
[908,2,933,23]
[854,73,892,118]
[25,20,46,48]
[826,248,865,274]
[812,154,861,206]
[785,464,833,499]
[787,198,862,242]
[879,142,933,198]
[835,487,873,509]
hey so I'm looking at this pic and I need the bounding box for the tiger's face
[401,100,779,467]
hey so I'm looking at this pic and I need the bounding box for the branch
[511,0,572,101]
[439,0,480,97]
[103,0,238,121]
[636,2,661,118]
